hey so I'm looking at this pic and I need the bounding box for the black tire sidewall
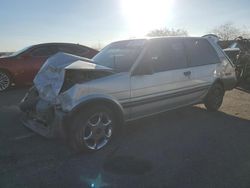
[0,70,11,91]
[205,83,224,111]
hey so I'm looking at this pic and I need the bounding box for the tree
[211,23,250,40]
[147,28,188,37]
[240,25,250,39]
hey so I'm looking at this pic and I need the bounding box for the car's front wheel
[0,70,11,91]
[204,83,225,111]
[69,105,117,152]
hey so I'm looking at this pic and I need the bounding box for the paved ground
[0,85,250,188]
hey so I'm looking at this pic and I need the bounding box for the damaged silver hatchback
[20,37,237,152]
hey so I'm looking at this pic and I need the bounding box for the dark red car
[0,43,98,91]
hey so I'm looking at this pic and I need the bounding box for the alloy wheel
[0,71,10,91]
[82,112,113,150]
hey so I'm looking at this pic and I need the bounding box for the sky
[0,0,249,51]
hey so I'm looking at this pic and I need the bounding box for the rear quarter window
[185,38,220,67]
[58,45,89,56]
[31,46,58,57]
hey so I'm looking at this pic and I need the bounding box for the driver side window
[143,42,162,69]
[135,40,164,75]
[136,39,188,74]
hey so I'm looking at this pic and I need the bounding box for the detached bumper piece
[21,114,54,138]
[19,87,67,139]
[20,110,66,139]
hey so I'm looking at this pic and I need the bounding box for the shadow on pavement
[0,104,250,188]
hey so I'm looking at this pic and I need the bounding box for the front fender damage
[19,52,114,138]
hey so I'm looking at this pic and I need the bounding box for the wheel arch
[67,96,125,126]
[0,68,14,83]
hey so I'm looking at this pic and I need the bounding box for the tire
[0,70,11,91]
[204,83,225,112]
[69,105,118,153]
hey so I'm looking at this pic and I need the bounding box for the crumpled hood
[34,52,112,102]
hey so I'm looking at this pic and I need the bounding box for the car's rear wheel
[0,70,11,91]
[204,83,225,111]
[69,105,117,152]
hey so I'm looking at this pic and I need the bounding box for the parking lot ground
[0,85,250,188]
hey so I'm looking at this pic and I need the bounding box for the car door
[129,38,194,120]
[184,38,221,100]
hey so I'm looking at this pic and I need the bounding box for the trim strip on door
[121,85,210,108]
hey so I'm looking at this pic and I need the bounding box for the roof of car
[148,36,201,39]
[112,37,204,43]
[32,42,95,50]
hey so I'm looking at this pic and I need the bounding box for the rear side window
[31,46,58,57]
[184,38,220,67]
[144,39,188,73]
[58,45,88,56]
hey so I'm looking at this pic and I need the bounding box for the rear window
[184,38,220,67]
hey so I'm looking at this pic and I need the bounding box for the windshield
[9,45,33,57]
[92,39,146,72]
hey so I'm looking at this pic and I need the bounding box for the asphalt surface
[0,85,250,188]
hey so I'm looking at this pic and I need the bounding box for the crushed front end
[19,52,114,138]
[19,86,68,138]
